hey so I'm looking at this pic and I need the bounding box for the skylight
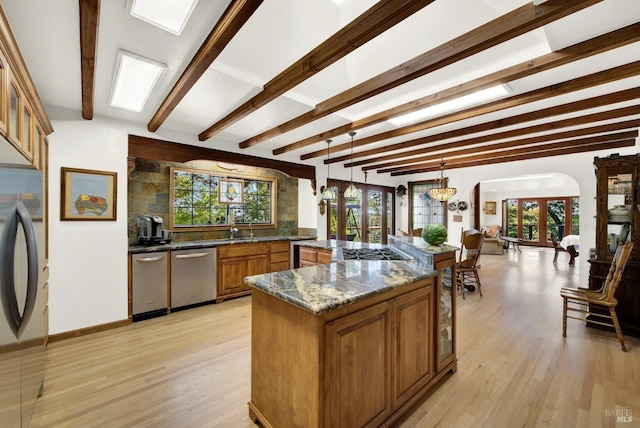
[388,84,510,126]
[109,50,166,113]
[130,0,199,36]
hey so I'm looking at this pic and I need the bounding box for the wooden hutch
[589,153,640,337]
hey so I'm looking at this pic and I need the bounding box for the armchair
[479,225,506,255]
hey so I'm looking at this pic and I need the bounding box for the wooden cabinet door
[245,255,269,291]
[391,286,433,410]
[299,247,318,265]
[325,302,391,428]
[218,257,247,296]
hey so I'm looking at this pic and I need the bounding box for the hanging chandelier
[428,159,457,202]
[320,139,336,200]
[343,131,358,199]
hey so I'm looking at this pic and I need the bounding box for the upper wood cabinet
[0,4,53,164]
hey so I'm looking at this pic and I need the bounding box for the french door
[505,196,579,246]
[327,180,395,244]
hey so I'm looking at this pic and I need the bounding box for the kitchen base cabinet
[269,241,290,272]
[249,276,453,428]
[217,243,269,303]
[299,246,333,267]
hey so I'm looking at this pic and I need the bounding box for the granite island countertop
[244,259,437,314]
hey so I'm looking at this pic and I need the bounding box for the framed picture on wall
[218,178,244,204]
[61,167,117,220]
[484,201,497,215]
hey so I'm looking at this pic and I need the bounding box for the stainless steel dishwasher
[132,252,168,320]
[170,247,217,309]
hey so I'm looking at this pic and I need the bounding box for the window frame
[169,166,277,231]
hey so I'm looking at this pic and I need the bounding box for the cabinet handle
[135,256,164,263]
[175,252,212,259]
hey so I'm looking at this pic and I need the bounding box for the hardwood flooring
[31,247,639,428]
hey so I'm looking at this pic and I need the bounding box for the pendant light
[343,131,358,199]
[320,139,336,200]
[428,158,457,202]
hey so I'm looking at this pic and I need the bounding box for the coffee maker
[137,215,171,245]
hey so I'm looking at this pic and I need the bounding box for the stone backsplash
[128,158,305,245]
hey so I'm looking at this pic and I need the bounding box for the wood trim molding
[148,0,263,132]
[199,0,436,142]
[287,21,640,157]
[0,3,53,134]
[239,0,603,153]
[79,0,100,120]
[128,134,315,181]
[48,319,131,343]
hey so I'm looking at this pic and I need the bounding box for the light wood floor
[31,248,640,428]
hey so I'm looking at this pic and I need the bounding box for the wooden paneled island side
[244,254,457,428]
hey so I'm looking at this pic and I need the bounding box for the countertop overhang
[244,260,437,315]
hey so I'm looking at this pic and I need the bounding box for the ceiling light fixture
[109,50,167,113]
[320,139,336,201]
[344,131,358,199]
[388,84,510,126]
[130,0,199,36]
[428,159,457,202]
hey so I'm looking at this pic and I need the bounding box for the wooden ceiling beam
[147,0,263,132]
[264,0,604,154]
[307,62,640,162]
[198,0,436,141]
[376,128,640,174]
[278,20,640,156]
[372,120,640,173]
[79,0,100,120]
[357,107,640,170]
[390,136,638,176]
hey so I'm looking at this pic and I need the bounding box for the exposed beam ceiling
[197,0,437,141]
[240,0,604,151]
[147,0,263,132]
[287,22,640,158]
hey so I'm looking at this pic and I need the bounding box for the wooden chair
[561,241,634,351]
[456,230,484,299]
[550,233,576,265]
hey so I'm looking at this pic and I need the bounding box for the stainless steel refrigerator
[0,135,45,427]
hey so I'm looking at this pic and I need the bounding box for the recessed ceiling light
[388,84,510,126]
[109,50,166,113]
[130,0,199,36]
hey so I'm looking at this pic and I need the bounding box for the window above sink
[170,166,277,230]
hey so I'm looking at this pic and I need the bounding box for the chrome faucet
[230,226,239,239]
[249,222,254,238]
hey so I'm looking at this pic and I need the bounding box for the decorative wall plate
[448,202,458,212]
[457,201,468,211]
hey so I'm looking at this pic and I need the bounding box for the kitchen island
[245,251,458,427]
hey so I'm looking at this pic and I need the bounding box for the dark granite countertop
[128,235,317,254]
[244,260,437,314]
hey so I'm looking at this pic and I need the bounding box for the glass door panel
[367,189,382,243]
[522,200,539,242]
[571,198,580,235]
[346,189,362,242]
[506,199,518,238]
[547,200,566,241]
[606,173,632,254]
